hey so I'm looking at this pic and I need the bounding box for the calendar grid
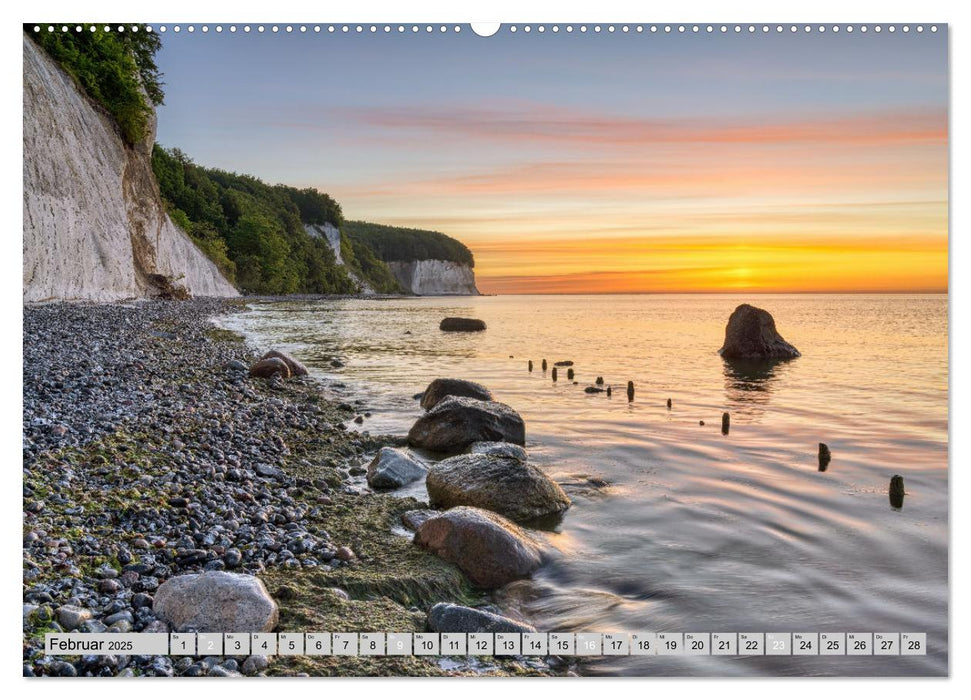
[44,632,927,657]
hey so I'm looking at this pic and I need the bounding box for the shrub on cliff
[343,221,475,267]
[27,24,163,145]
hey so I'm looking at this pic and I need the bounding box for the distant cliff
[387,260,479,296]
[342,221,479,296]
[22,34,237,302]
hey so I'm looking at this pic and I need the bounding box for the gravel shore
[22,299,555,677]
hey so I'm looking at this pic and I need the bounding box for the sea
[220,294,948,676]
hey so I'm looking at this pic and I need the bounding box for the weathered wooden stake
[666,398,672,409]
[542,359,548,371]
[528,360,533,372]
[552,367,558,382]
[595,376,604,385]
[818,443,831,471]
[627,381,635,402]
[606,386,612,397]
[889,475,905,509]
[699,420,705,426]
[721,412,730,435]
[567,368,575,380]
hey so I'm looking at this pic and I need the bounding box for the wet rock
[420,378,493,410]
[468,441,528,461]
[57,605,92,630]
[225,359,248,372]
[153,572,278,632]
[414,506,543,588]
[718,304,800,360]
[248,357,291,379]
[427,602,536,634]
[260,350,308,377]
[439,317,486,332]
[366,447,428,489]
[408,396,526,452]
[401,509,438,532]
[427,453,570,523]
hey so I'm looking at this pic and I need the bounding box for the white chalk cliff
[304,222,375,294]
[388,260,479,296]
[22,34,237,302]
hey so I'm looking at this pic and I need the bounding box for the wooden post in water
[606,386,612,397]
[528,360,533,372]
[627,381,635,402]
[818,443,831,471]
[666,398,672,409]
[721,412,730,435]
[567,368,575,380]
[552,367,558,382]
[542,359,548,371]
[596,376,604,385]
[889,475,905,509]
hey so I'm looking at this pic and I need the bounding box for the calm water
[221,294,948,676]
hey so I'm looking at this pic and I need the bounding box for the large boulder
[426,453,570,523]
[718,304,800,360]
[414,506,543,589]
[408,396,525,452]
[420,378,493,410]
[427,603,536,633]
[468,441,528,461]
[440,317,486,332]
[152,572,278,632]
[260,350,308,377]
[248,357,291,379]
[366,447,428,489]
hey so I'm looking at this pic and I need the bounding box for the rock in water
[153,572,278,632]
[259,350,308,377]
[426,453,571,523]
[440,317,487,332]
[427,603,536,634]
[408,396,526,452]
[889,475,905,509]
[719,304,800,360]
[468,441,528,461]
[584,386,605,394]
[414,507,543,588]
[248,357,291,379]
[420,378,493,410]
[366,447,428,489]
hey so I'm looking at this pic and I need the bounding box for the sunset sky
[155,26,948,294]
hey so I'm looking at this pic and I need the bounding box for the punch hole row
[32,24,940,35]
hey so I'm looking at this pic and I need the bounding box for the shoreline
[22,298,559,677]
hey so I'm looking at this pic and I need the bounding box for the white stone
[388,259,479,295]
[22,35,237,302]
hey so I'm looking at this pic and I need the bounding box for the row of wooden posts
[525,358,905,509]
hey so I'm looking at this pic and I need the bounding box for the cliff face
[388,260,479,296]
[304,223,375,294]
[22,35,237,302]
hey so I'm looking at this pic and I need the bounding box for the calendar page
[22,15,948,681]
